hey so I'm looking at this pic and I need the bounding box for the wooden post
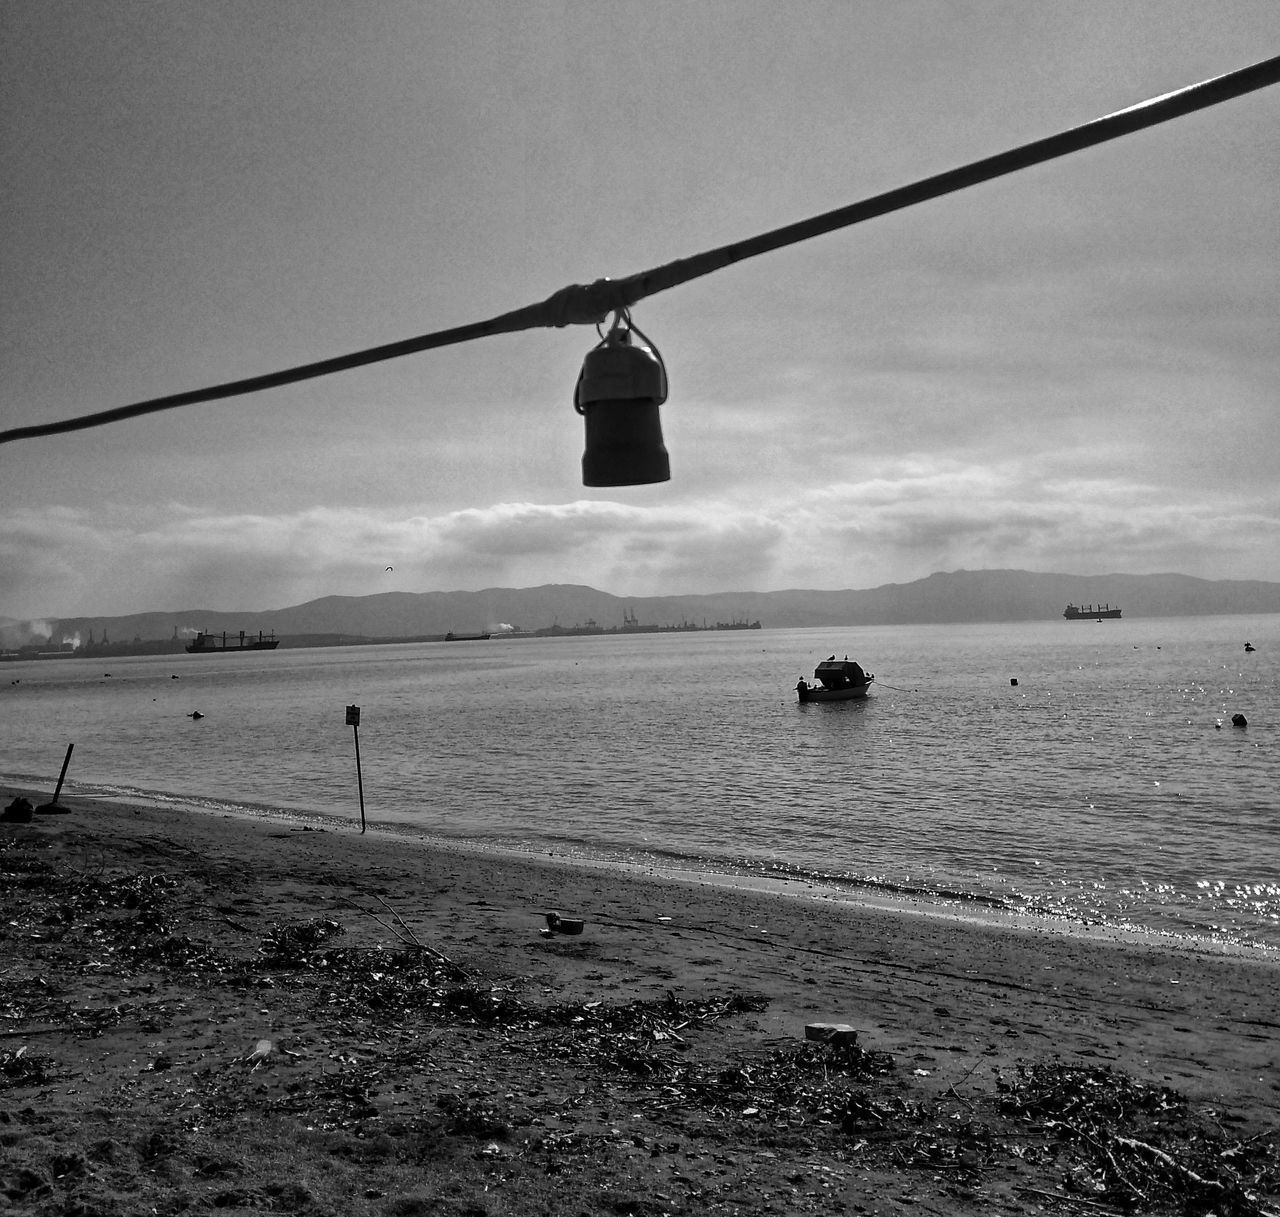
[52,742,74,803]
[345,705,365,833]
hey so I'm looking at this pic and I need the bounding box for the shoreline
[4,787,1278,1214]
[60,782,1280,961]
[10,789,1280,1080]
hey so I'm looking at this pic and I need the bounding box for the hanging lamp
[574,312,669,486]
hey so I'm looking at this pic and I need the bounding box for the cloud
[795,461,1280,581]
[5,460,1278,621]
[421,501,789,592]
[3,5,1277,622]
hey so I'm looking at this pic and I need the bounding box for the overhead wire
[3,52,1278,448]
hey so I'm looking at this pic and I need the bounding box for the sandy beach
[3,791,1277,1216]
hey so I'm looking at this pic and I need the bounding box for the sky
[2,1,1278,621]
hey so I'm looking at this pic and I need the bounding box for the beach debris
[543,910,585,936]
[1,1046,56,1090]
[2,796,34,823]
[259,918,346,966]
[5,840,1278,1215]
[804,1022,858,1048]
[343,893,470,975]
[436,1091,512,1140]
[242,1038,274,1068]
[996,1060,1279,1213]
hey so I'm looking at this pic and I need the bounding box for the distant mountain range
[7,570,1280,650]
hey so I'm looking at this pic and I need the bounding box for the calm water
[3,618,1277,950]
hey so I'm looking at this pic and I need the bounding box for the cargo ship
[186,630,280,653]
[1063,604,1121,620]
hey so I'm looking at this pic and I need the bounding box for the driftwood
[999,1062,1280,1215]
[340,893,473,978]
[1112,1133,1280,1215]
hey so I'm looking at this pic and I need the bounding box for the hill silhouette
[20,569,1280,649]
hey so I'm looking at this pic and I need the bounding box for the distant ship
[186,630,280,653]
[1063,604,1121,620]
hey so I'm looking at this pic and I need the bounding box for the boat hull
[186,641,280,653]
[797,680,872,703]
[185,642,280,652]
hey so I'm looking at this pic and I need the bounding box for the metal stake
[353,726,365,833]
[346,705,365,833]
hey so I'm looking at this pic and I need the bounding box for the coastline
[4,789,1278,1214]
[75,783,1280,958]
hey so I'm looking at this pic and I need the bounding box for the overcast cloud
[2,1,1278,619]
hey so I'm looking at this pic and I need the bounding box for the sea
[3,616,1277,953]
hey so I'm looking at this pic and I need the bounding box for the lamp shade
[575,328,669,486]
